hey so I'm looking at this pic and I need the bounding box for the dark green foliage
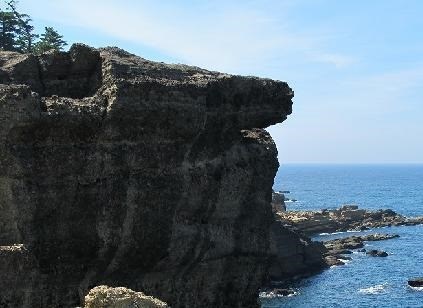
[15,11,38,53]
[34,27,67,53]
[0,0,66,53]
[0,1,20,51]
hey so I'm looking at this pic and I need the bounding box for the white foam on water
[338,258,351,264]
[358,283,388,294]
[409,286,423,291]
[259,290,299,298]
[318,231,345,236]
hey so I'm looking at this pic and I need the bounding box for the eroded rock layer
[0,44,307,308]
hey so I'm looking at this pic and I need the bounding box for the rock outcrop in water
[278,205,423,235]
[0,44,326,307]
[323,233,398,265]
[271,191,286,212]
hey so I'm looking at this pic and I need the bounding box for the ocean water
[261,164,423,308]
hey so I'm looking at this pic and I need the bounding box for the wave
[318,231,345,236]
[318,230,362,236]
[338,258,351,264]
[409,286,423,291]
[259,290,298,298]
[358,283,388,294]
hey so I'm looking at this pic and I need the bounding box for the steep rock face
[0,44,298,307]
[268,220,326,281]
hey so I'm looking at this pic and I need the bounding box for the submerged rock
[366,250,388,257]
[408,278,423,288]
[0,44,316,308]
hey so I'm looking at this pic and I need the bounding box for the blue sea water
[261,164,423,308]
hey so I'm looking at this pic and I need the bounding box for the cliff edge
[0,44,322,307]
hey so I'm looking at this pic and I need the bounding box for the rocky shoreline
[261,199,423,298]
[274,203,423,268]
[261,231,403,299]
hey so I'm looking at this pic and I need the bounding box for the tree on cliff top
[0,0,66,53]
[5,0,38,53]
[34,27,67,53]
[0,0,21,51]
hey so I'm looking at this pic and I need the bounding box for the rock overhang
[0,44,296,308]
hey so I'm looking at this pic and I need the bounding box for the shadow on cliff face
[38,44,102,98]
[0,44,312,308]
[268,220,327,282]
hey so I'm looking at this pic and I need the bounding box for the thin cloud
[312,53,355,68]
[18,0,423,163]
[22,0,354,73]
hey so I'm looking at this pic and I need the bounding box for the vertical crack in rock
[0,44,323,308]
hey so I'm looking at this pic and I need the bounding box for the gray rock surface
[0,44,325,308]
[84,286,168,308]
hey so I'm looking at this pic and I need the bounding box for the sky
[17,0,423,163]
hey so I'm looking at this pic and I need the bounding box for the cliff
[0,44,324,308]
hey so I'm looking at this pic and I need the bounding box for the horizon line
[279,162,423,165]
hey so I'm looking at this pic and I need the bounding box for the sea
[260,164,423,308]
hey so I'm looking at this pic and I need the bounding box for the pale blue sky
[18,0,423,163]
